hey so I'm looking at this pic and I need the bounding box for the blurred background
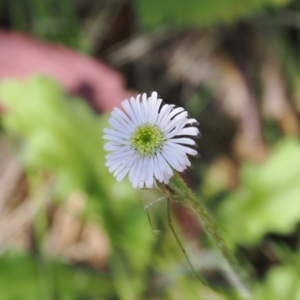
[1,0,300,299]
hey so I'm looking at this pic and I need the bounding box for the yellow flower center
[130,123,166,156]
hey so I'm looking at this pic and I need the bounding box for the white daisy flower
[103,92,199,189]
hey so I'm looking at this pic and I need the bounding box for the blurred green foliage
[0,0,300,297]
[0,73,300,298]
[254,264,300,299]
[0,76,156,299]
[1,76,238,299]
[135,0,292,28]
[3,0,88,51]
[0,250,114,300]
[217,139,300,247]
[0,76,110,199]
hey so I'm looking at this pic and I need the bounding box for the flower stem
[157,171,252,298]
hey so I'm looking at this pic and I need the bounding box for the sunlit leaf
[217,139,300,246]
[254,265,300,300]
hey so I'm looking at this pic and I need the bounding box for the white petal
[108,162,121,173]
[139,158,147,186]
[162,145,187,166]
[131,159,143,188]
[153,155,163,182]
[161,150,183,171]
[156,152,173,177]
[168,143,198,156]
[169,137,196,146]
[157,104,173,124]
[113,107,132,125]
[103,128,130,139]
[129,159,139,182]
[161,111,188,132]
[111,110,134,132]
[169,107,185,119]
[186,118,198,124]
[102,135,128,144]
[134,95,144,124]
[130,95,142,124]
[122,99,139,125]
[142,93,148,121]
[106,149,136,162]
[115,165,130,182]
[108,117,130,135]
[151,98,162,123]
[176,127,199,136]
[164,118,187,137]
[104,143,129,151]
[150,91,158,101]
[145,157,154,188]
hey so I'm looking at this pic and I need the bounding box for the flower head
[103,92,199,188]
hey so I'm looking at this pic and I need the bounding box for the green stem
[157,171,252,299]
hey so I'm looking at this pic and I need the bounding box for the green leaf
[135,0,292,28]
[254,265,300,300]
[0,250,113,300]
[217,139,300,247]
[0,76,109,197]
